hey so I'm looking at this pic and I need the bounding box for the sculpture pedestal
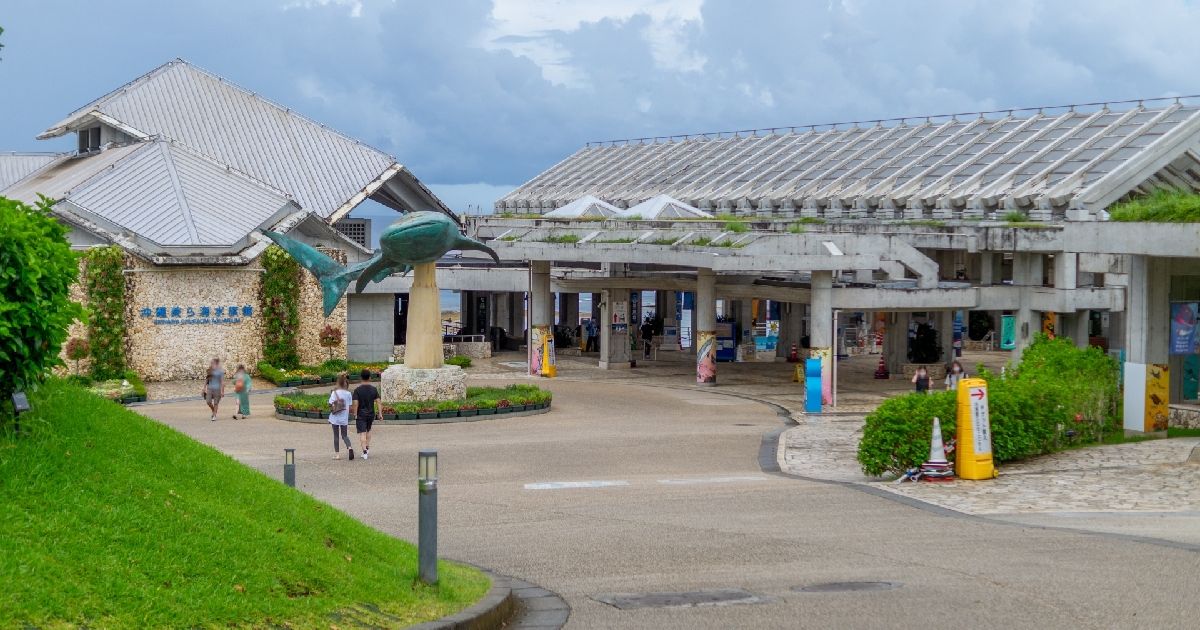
[406,262,444,369]
[380,365,466,402]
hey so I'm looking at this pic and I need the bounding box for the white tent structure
[543,195,621,219]
[621,194,714,219]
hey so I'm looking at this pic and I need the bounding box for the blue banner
[1170,302,1199,355]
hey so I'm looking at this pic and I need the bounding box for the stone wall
[125,258,266,380]
[296,248,348,366]
[57,258,91,377]
[1168,404,1200,429]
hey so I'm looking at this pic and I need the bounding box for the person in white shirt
[327,373,355,460]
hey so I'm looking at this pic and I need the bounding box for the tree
[318,324,343,361]
[65,338,89,375]
[0,196,83,420]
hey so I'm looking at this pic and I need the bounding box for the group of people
[203,358,251,421]
[201,359,381,461]
[911,360,968,393]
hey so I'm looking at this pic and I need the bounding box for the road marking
[656,476,771,485]
[524,480,631,490]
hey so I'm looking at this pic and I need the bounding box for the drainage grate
[593,589,767,610]
[793,581,900,593]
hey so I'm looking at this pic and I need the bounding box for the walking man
[640,317,655,359]
[351,369,382,460]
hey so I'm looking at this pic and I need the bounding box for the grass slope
[1109,188,1200,222]
[0,380,488,628]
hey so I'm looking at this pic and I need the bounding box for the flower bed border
[273,401,552,424]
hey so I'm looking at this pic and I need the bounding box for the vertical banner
[999,314,1016,350]
[529,325,549,376]
[696,330,717,384]
[1170,302,1198,355]
[1041,311,1057,339]
[1147,363,1169,432]
[955,378,996,480]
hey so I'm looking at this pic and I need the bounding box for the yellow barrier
[955,377,996,480]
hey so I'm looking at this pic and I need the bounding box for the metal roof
[2,140,297,252]
[37,59,453,222]
[500,102,1200,221]
[0,152,61,190]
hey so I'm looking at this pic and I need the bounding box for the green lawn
[0,380,489,629]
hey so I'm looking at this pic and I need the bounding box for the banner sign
[1170,302,1199,355]
[999,314,1016,350]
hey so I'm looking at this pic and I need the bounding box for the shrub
[65,337,89,375]
[1001,210,1029,223]
[857,335,1120,476]
[82,245,126,379]
[445,355,472,368]
[318,324,343,361]
[260,245,300,369]
[0,195,84,418]
[724,220,749,233]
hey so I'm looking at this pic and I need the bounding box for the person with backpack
[328,373,354,460]
[351,369,382,460]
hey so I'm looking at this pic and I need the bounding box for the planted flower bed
[273,384,552,422]
[68,371,148,404]
[257,359,393,387]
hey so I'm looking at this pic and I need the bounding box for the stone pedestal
[380,365,466,402]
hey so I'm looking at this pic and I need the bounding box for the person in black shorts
[351,369,382,460]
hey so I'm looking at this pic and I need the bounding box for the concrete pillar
[736,299,754,340]
[979,253,1000,286]
[1124,256,1171,432]
[599,288,631,369]
[528,261,554,376]
[1070,310,1091,349]
[1012,252,1042,360]
[810,270,834,403]
[884,311,908,375]
[696,269,717,384]
[777,302,803,359]
[1054,253,1078,290]
[938,310,955,366]
[560,293,579,328]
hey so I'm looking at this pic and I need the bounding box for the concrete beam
[1063,223,1200,258]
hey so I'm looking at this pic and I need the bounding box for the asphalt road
[140,380,1200,629]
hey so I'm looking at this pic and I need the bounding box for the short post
[11,392,30,437]
[283,448,296,487]
[418,449,438,584]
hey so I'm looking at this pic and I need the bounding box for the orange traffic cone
[873,355,889,379]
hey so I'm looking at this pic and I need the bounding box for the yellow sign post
[955,377,996,480]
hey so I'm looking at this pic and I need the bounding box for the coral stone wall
[125,258,265,381]
[296,247,348,365]
[58,257,92,376]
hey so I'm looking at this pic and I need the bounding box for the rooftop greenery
[1108,188,1200,222]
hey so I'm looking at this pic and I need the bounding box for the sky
[4,0,1200,219]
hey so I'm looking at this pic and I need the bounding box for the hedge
[273,384,551,419]
[256,359,392,386]
[857,335,1120,477]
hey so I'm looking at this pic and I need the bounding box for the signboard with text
[140,304,254,325]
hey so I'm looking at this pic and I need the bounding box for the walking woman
[945,360,967,391]
[232,364,252,419]
[328,373,355,460]
[204,358,225,421]
[911,365,930,394]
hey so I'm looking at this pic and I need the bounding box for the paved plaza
[135,351,1200,629]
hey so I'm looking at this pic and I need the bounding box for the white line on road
[656,476,771,485]
[524,480,631,490]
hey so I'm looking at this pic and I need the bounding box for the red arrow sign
[971,389,985,400]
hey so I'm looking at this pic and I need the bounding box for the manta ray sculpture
[264,211,500,317]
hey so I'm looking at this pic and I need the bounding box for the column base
[380,365,466,402]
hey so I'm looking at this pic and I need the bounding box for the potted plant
[496,399,512,413]
[436,400,461,419]
[476,399,497,415]
[458,403,479,417]
[381,405,398,421]
[417,405,439,420]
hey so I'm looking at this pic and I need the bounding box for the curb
[410,570,516,630]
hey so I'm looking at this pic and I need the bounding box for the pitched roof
[621,194,713,219]
[37,59,452,222]
[3,140,296,252]
[500,102,1200,220]
[542,194,621,218]
[0,152,61,189]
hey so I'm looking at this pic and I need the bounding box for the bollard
[284,448,296,487]
[417,449,438,584]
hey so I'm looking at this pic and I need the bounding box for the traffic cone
[873,355,889,379]
[919,417,954,481]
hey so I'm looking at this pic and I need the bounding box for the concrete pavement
[138,377,1200,629]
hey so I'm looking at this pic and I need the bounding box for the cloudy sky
[3,0,1200,215]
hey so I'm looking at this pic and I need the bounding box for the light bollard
[418,449,438,584]
[284,448,296,487]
